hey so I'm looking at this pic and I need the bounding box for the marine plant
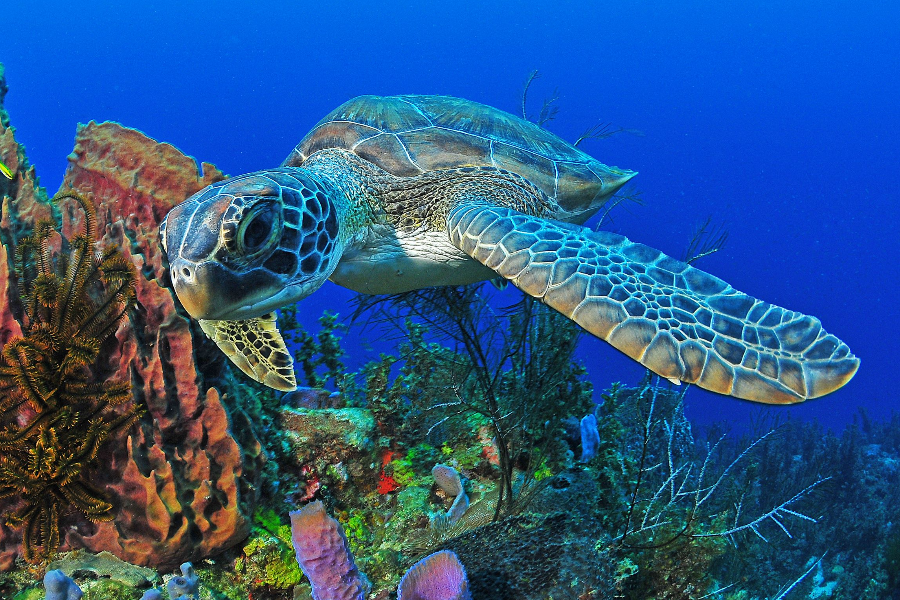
[591,377,833,598]
[0,191,139,561]
[279,308,348,392]
[354,284,594,518]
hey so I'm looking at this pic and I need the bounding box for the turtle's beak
[170,259,222,320]
[170,256,311,321]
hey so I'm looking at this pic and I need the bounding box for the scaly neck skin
[298,147,558,238]
[295,148,559,296]
[297,149,385,249]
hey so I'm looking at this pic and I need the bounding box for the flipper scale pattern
[199,314,297,391]
[447,204,859,404]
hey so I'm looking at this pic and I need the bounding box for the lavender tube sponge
[44,570,83,600]
[167,562,200,599]
[290,500,369,600]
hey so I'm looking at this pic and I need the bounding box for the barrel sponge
[290,500,369,600]
[398,550,471,600]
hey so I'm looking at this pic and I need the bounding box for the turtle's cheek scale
[279,175,341,282]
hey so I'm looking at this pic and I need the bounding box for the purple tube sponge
[432,464,469,525]
[43,570,83,600]
[580,413,601,462]
[398,550,471,600]
[290,500,369,600]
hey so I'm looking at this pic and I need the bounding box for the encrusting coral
[0,191,140,561]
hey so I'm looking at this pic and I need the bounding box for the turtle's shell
[283,95,634,222]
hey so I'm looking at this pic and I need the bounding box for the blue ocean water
[2,0,897,431]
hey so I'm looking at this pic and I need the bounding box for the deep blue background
[2,0,897,430]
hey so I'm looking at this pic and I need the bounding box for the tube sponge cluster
[42,503,468,600]
[290,500,370,600]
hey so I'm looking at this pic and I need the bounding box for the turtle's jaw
[220,280,320,321]
[171,258,314,321]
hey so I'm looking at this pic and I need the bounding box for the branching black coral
[0,191,138,561]
[354,285,593,519]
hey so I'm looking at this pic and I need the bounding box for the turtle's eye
[237,202,281,256]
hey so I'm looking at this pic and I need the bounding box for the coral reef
[0,68,271,569]
[0,191,140,561]
[352,287,594,517]
[0,62,896,600]
[279,406,379,501]
[56,121,265,569]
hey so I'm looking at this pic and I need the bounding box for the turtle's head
[160,169,342,321]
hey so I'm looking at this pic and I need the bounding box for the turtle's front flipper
[447,204,858,404]
[199,314,297,391]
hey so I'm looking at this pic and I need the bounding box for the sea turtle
[160,95,858,403]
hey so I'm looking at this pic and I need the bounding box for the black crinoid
[0,191,139,561]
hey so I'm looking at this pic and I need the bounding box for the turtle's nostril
[181,266,192,279]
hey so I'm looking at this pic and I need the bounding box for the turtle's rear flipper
[199,313,297,391]
[447,203,858,404]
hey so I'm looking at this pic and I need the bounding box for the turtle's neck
[298,148,389,242]
[299,147,557,235]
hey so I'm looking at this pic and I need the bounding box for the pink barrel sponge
[290,500,369,600]
[397,550,471,600]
